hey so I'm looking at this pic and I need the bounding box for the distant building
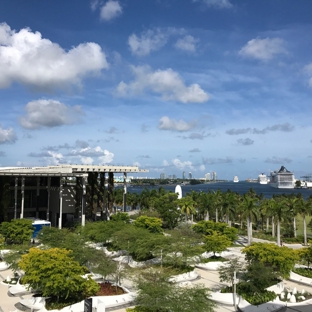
[188,172,192,179]
[211,172,217,181]
[172,174,177,179]
[160,173,166,179]
[205,173,211,181]
[182,171,186,179]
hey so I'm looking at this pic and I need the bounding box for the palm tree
[223,190,239,226]
[197,191,214,221]
[211,189,223,223]
[240,193,260,245]
[271,195,289,246]
[296,195,312,245]
[178,196,197,222]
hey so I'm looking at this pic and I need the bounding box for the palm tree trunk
[247,216,252,245]
[205,210,209,221]
[272,216,275,238]
[215,208,218,223]
[293,217,297,238]
[277,219,281,246]
[303,215,307,246]
[266,217,269,232]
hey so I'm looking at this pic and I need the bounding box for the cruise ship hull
[269,182,294,189]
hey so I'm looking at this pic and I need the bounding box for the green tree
[0,218,34,245]
[297,246,312,268]
[296,195,312,245]
[204,231,231,256]
[240,193,259,245]
[110,212,130,223]
[218,257,244,305]
[271,195,289,246]
[18,247,99,301]
[178,196,197,222]
[153,192,180,229]
[131,268,216,312]
[242,242,298,279]
[134,215,163,233]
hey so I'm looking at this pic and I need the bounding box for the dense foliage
[18,248,99,301]
[242,242,298,278]
[0,218,34,245]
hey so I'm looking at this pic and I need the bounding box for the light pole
[233,271,237,311]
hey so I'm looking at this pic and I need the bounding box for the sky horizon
[0,0,312,180]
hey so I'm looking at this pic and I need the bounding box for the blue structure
[31,219,51,239]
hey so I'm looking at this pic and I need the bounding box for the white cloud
[172,158,194,171]
[100,0,122,21]
[162,160,170,167]
[19,99,84,129]
[195,0,233,9]
[90,0,99,11]
[0,23,108,91]
[239,37,287,61]
[0,124,17,144]
[98,149,114,164]
[128,29,168,56]
[116,65,209,103]
[80,156,94,165]
[158,116,197,132]
[175,35,198,52]
[45,151,64,165]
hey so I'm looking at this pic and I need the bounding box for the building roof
[0,165,148,177]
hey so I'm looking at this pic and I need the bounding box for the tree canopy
[18,247,99,301]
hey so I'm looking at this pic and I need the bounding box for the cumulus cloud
[28,150,64,165]
[239,37,287,61]
[202,156,233,165]
[0,124,17,144]
[237,138,254,145]
[226,123,294,135]
[116,65,209,103]
[0,23,108,91]
[303,63,312,87]
[100,0,122,21]
[19,99,84,129]
[128,29,169,56]
[90,0,99,11]
[0,151,6,156]
[158,116,197,132]
[67,146,114,164]
[172,158,194,170]
[194,0,233,9]
[264,157,292,164]
[175,35,199,52]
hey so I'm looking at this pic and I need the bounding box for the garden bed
[96,282,126,296]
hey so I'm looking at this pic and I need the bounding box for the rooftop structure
[0,164,148,227]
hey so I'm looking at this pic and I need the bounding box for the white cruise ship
[233,176,239,183]
[270,166,295,189]
[258,173,268,184]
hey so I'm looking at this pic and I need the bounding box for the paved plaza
[1,239,312,312]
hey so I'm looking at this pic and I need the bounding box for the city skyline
[1,1,312,180]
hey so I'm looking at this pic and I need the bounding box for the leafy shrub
[293,267,312,278]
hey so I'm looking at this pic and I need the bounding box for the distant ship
[270,166,295,189]
[258,173,268,185]
[233,176,239,183]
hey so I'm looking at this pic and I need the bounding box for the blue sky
[0,0,312,180]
